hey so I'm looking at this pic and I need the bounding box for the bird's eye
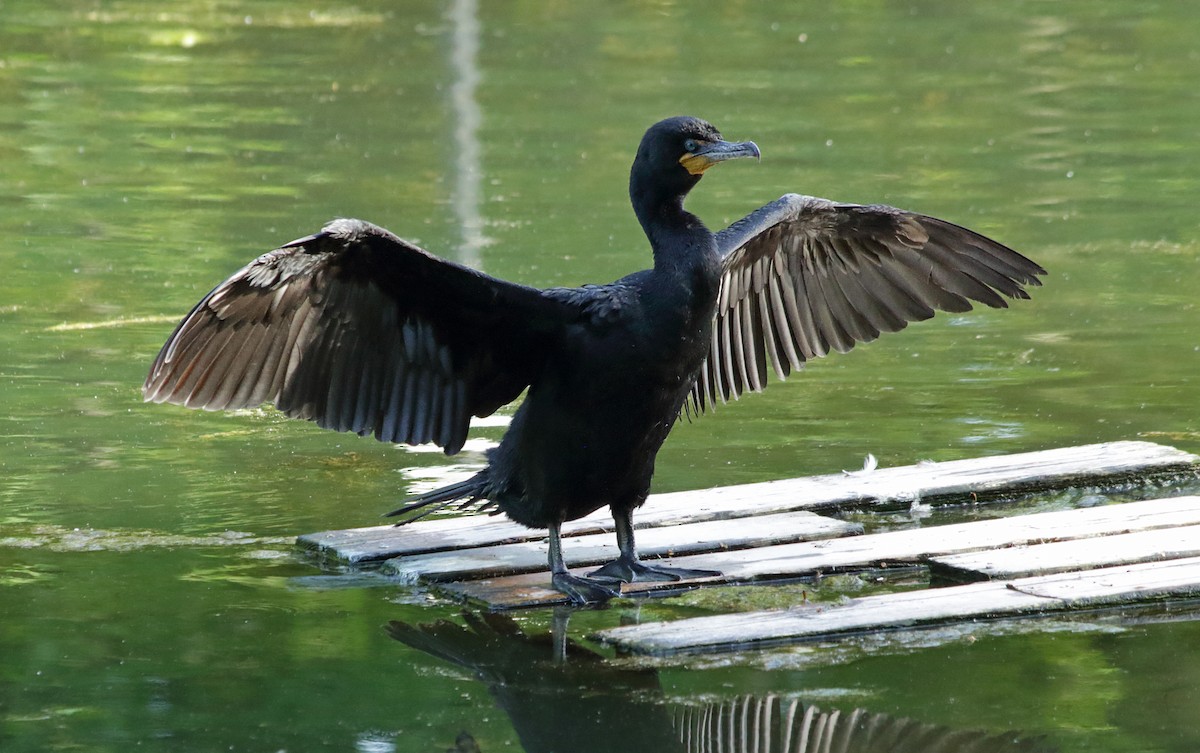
[683,139,698,153]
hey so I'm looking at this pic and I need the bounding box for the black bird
[143,116,1044,603]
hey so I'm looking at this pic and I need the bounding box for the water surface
[3,2,1200,751]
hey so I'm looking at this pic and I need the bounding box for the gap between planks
[297,440,1200,564]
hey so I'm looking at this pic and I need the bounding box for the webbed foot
[588,556,722,583]
[551,572,623,605]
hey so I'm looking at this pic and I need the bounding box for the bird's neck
[631,185,716,274]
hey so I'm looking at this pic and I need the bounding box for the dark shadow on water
[386,611,1055,753]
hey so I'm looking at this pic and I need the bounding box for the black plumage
[144,116,1044,602]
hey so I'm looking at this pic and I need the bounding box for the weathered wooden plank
[296,517,576,565]
[930,524,1200,583]
[380,511,861,582]
[436,495,1200,609]
[596,556,1200,655]
[297,441,1199,563]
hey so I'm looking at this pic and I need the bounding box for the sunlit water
[2,1,1199,751]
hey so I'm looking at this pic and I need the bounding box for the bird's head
[631,116,761,205]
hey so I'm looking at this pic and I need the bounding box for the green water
[3,1,1200,750]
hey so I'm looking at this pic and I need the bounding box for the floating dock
[297,440,1200,653]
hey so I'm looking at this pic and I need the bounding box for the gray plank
[931,524,1200,582]
[298,441,1199,563]
[596,556,1200,655]
[437,495,1200,609]
[296,517,587,565]
[380,511,861,582]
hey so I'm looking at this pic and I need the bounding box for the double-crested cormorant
[144,116,1044,603]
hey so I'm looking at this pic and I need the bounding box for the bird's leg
[551,607,571,664]
[547,521,621,605]
[588,509,722,583]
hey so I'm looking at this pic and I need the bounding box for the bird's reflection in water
[386,611,1054,753]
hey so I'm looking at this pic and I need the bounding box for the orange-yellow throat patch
[678,152,716,175]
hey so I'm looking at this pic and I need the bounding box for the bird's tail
[385,470,498,525]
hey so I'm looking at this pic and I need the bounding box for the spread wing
[690,194,1046,412]
[143,218,574,454]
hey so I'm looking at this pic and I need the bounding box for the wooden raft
[299,440,1196,565]
[294,441,1200,623]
